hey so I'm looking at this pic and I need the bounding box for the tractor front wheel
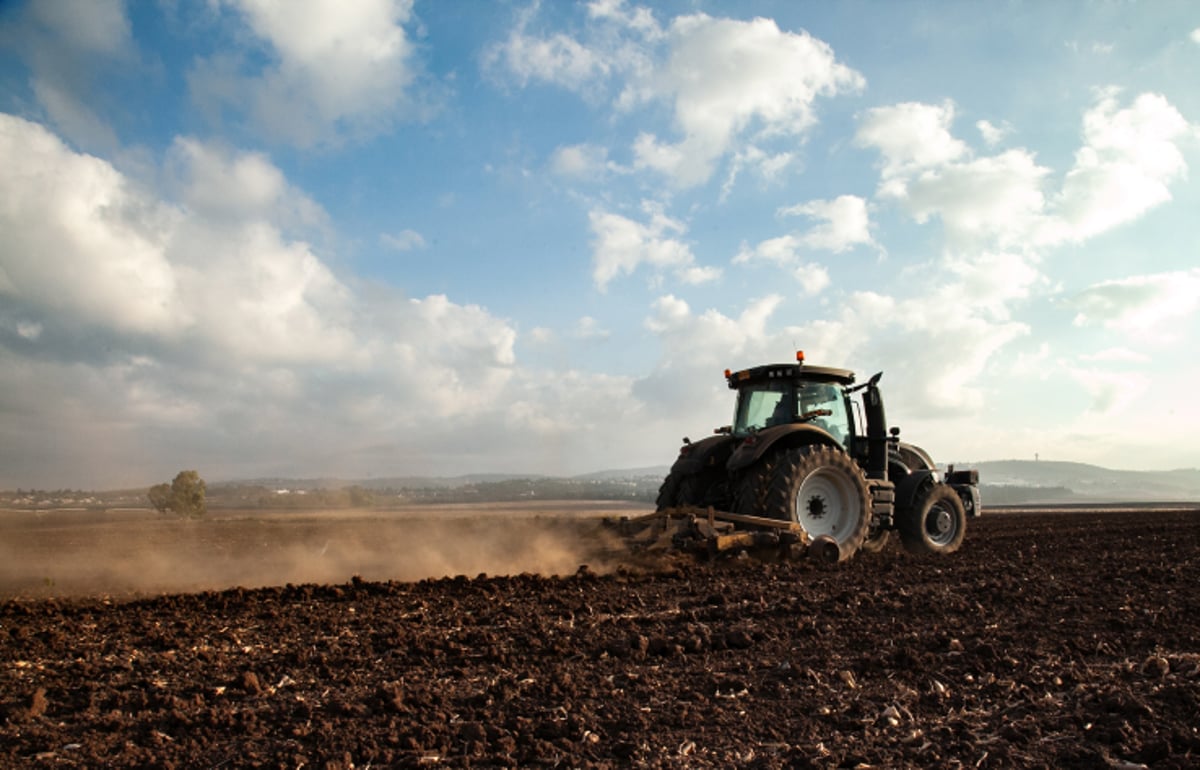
[763,445,871,560]
[897,483,967,555]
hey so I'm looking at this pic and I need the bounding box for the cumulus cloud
[492,6,862,189]
[166,138,327,231]
[732,235,830,296]
[1069,268,1200,338]
[550,143,612,179]
[903,150,1051,247]
[189,0,420,147]
[778,195,878,253]
[3,0,134,150]
[976,119,1011,147]
[486,26,612,93]
[0,115,532,485]
[857,90,1194,251]
[1067,365,1151,416]
[625,14,864,187]
[0,115,183,336]
[732,195,876,294]
[856,100,968,185]
[1044,91,1191,243]
[588,202,719,290]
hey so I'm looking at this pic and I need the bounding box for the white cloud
[731,195,874,294]
[493,7,862,190]
[487,28,611,92]
[588,202,717,290]
[586,0,663,39]
[0,115,183,335]
[856,100,968,184]
[1192,28,1200,44]
[0,115,545,486]
[732,235,830,297]
[574,316,610,340]
[189,0,419,147]
[902,150,1050,247]
[166,138,326,230]
[779,195,878,253]
[794,264,831,296]
[1078,347,1151,364]
[1069,268,1200,338]
[5,0,134,150]
[721,145,795,199]
[1067,365,1151,416]
[627,14,864,187]
[976,119,1011,147]
[29,0,132,56]
[381,229,426,251]
[941,251,1044,320]
[550,143,611,178]
[857,91,1194,252]
[1044,91,1191,243]
[0,112,517,400]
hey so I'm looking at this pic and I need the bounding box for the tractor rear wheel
[654,471,682,511]
[762,445,871,559]
[731,452,779,517]
[897,483,966,555]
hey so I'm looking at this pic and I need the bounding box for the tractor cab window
[733,382,790,435]
[797,382,852,446]
[733,380,853,444]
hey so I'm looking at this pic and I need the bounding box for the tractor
[636,351,980,562]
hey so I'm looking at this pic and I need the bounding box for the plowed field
[3,506,1200,768]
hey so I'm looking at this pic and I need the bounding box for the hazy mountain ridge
[226,460,1200,504]
[6,461,1198,508]
[967,460,1200,503]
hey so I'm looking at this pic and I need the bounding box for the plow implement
[607,506,844,563]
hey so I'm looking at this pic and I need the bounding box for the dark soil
[3,509,1200,768]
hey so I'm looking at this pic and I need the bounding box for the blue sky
[1,0,1198,489]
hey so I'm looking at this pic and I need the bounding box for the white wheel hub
[795,467,862,544]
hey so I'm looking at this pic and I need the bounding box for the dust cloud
[0,505,643,599]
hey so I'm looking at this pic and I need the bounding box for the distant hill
[967,460,1200,504]
[225,460,1200,506]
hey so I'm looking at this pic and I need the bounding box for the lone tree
[148,470,207,517]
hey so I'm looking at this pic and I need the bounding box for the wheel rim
[794,467,862,544]
[925,501,960,546]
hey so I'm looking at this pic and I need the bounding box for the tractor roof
[726,362,856,389]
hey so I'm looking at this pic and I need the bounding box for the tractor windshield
[733,380,853,445]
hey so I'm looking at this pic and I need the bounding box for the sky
[1,0,1199,490]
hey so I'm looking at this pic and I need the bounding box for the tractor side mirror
[889,426,900,438]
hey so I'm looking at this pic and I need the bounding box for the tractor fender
[894,441,936,472]
[951,482,982,517]
[894,469,937,511]
[726,424,840,474]
[669,434,738,477]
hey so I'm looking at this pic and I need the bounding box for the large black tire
[860,529,891,553]
[897,483,966,555]
[658,469,725,511]
[654,471,682,511]
[731,452,781,517]
[678,472,728,509]
[761,445,871,557]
